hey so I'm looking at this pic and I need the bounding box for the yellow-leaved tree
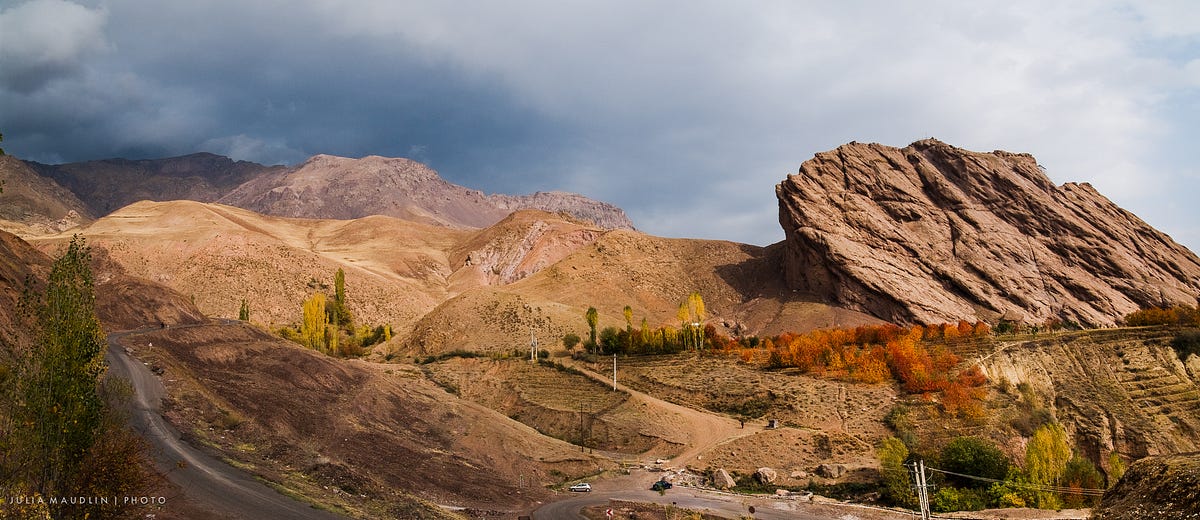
[302,292,327,353]
[1026,422,1072,509]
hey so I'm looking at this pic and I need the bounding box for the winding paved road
[107,328,344,520]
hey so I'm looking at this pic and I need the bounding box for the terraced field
[422,356,671,453]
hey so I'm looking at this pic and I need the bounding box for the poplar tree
[238,299,249,321]
[585,307,598,353]
[302,292,327,352]
[623,305,633,352]
[16,236,106,499]
[1026,423,1071,508]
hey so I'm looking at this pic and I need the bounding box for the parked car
[650,480,672,491]
[568,483,592,492]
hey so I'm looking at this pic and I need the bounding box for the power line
[923,466,1107,496]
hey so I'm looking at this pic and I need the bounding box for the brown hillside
[404,229,879,355]
[0,230,51,348]
[31,200,471,331]
[44,200,853,356]
[118,322,606,515]
[0,155,92,235]
[777,139,1200,327]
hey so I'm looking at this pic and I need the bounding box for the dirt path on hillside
[571,358,756,467]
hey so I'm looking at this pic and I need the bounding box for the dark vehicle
[650,480,672,491]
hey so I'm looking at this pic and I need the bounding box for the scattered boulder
[790,470,808,480]
[815,463,846,479]
[754,467,778,485]
[713,468,736,490]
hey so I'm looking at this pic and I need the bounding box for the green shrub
[931,486,986,512]
[939,436,1011,489]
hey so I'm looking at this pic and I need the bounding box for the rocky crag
[776,139,1200,326]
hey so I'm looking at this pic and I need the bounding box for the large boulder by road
[754,467,778,485]
[712,469,736,489]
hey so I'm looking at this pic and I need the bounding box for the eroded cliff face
[776,139,1200,326]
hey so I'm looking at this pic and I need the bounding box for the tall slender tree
[585,307,599,354]
[302,292,327,352]
[16,236,106,499]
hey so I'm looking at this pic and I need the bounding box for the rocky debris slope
[219,154,634,230]
[0,156,92,234]
[1093,452,1200,520]
[776,139,1200,326]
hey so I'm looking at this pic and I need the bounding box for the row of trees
[279,268,390,357]
[880,424,1111,512]
[1,237,153,518]
[570,293,734,356]
[1124,305,1200,327]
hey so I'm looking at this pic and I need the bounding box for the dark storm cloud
[0,0,1197,250]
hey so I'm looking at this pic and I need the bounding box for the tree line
[880,422,1111,512]
[565,292,740,356]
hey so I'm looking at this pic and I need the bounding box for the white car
[568,483,592,492]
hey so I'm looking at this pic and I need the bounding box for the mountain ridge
[20,152,633,232]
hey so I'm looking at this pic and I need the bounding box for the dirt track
[108,326,345,520]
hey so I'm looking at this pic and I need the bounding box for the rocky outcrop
[1093,452,1200,520]
[219,154,633,230]
[776,139,1200,326]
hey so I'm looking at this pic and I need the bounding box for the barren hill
[777,139,1200,326]
[117,322,605,516]
[219,153,634,230]
[34,200,866,358]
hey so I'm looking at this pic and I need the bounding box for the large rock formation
[219,154,634,230]
[776,139,1200,326]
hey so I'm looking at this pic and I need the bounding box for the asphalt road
[107,328,345,520]
[532,472,835,520]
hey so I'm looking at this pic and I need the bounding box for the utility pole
[530,328,538,363]
[910,460,931,520]
[612,353,617,390]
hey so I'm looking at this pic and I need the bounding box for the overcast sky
[1,1,1197,250]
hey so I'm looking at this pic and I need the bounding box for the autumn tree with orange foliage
[756,321,992,416]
